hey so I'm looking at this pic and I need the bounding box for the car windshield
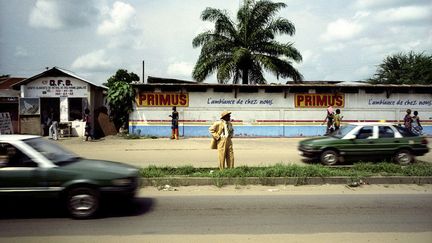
[331,125,356,138]
[23,137,80,165]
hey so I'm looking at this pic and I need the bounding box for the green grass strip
[140,162,432,178]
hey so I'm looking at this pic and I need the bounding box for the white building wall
[130,87,432,137]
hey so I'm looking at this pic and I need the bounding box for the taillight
[421,138,428,145]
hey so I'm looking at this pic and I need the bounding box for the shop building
[129,77,432,137]
[11,67,108,137]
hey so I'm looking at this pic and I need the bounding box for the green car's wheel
[320,150,339,166]
[393,149,413,165]
[67,187,99,219]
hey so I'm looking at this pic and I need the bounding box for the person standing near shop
[169,106,179,140]
[209,110,234,170]
[83,108,93,141]
[47,109,58,140]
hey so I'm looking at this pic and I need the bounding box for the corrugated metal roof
[12,67,107,89]
[135,76,431,88]
[0,77,26,90]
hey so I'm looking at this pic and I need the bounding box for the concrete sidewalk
[58,136,432,168]
[58,136,306,168]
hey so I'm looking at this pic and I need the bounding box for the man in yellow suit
[209,111,234,170]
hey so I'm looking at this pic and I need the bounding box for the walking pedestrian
[169,106,179,139]
[209,110,234,170]
[403,109,412,131]
[334,109,343,133]
[411,111,423,135]
[322,106,334,135]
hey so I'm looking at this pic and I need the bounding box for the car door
[375,125,400,157]
[0,143,47,196]
[342,126,380,158]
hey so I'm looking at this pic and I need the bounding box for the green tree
[106,69,139,131]
[192,0,303,84]
[368,51,432,85]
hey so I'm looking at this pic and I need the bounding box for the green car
[0,135,140,219]
[298,123,429,165]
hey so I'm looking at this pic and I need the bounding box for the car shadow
[301,158,356,166]
[0,197,154,220]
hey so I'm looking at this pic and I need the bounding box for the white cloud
[354,0,402,9]
[97,1,137,36]
[323,43,346,52]
[167,62,194,78]
[15,46,29,57]
[71,50,116,72]
[321,19,363,42]
[29,0,98,30]
[375,6,432,23]
[29,0,61,29]
[354,65,373,79]
[299,50,320,64]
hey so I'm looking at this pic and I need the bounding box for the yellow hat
[220,110,231,119]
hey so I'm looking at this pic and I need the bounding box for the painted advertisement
[367,98,432,107]
[25,77,89,98]
[19,98,40,115]
[0,112,13,134]
[295,93,344,108]
[136,92,189,107]
[206,97,274,106]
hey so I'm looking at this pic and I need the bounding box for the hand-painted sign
[367,98,432,107]
[295,94,344,108]
[25,77,88,98]
[206,98,274,106]
[0,112,13,134]
[136,92,189,107]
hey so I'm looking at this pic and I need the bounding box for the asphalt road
[57,137,432,168]
[1,193,431,236]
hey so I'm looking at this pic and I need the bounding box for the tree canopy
[368,51,432,85]
[106,69,139,131]
[192,0,303,84]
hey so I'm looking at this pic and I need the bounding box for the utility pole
[142,60,145,83]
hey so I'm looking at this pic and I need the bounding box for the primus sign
[295,94,344,108]
[136,92,189,107]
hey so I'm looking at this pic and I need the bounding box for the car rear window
[395,126,417,137]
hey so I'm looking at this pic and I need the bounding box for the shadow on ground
[0,197,154,220]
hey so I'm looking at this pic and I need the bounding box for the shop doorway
[68,98,87,121]
[40,98,60,136]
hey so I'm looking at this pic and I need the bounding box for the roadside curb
[141,176,432,187]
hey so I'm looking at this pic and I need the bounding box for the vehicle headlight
[302,145,314,150]
[112,178,133,186]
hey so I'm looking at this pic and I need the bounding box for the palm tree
[192,0,303,84]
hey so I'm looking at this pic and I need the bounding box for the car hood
[61,159,139,176]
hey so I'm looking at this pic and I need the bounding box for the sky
[0,0,431,85]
